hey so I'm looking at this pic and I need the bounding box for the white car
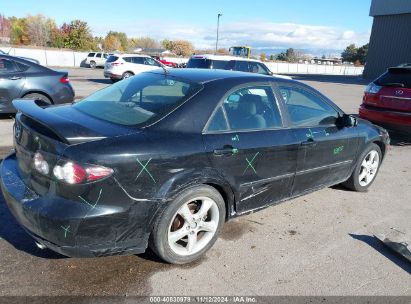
[85,52,111,69]
[104,54,165,82]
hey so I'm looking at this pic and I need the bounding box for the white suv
[85,52,110,69]
[104,54,165,82]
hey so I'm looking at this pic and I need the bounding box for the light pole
[215,13,222,53]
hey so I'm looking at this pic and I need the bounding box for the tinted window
[375,68,411,89]
[0,58,17,73]
[88,52,95,57]
[187,58,211,68]
[15,61,29,72]
[207,107,228,132]
[132,57,145,64]
[106,56,118,63]
[96,53,102,58]
[222,86,282,130]
[103,54,108,59]
[123,57,133,63]
[234,61,249,72]
[74,73,202,126]
[279,86,338,127]
[211,60,228,69]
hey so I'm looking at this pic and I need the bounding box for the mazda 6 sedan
[1,69,389,264]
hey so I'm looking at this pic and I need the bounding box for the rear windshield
[376,68,411,89]
[106,55,119,63]
[74,73,203,126]
[187,58,211,69]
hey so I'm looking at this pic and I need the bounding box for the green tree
[105,31,128,51]
[341,44,358,63]
[129,37,159,50]
[260,53,267,61]
[161,39,173,50]
[63,20,95,50]
[356,43,368,65]
[276,48,298,62]
[9,17,30,45]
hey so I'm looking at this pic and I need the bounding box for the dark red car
[359,64,411,135]
[152,56,177,68]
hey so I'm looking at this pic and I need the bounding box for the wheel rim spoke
[178,204,193,224]
[197,199,214,219]
[169,227,189,243]
[199,221,217,233]
[359,169,367,181]
[187,233,197,253]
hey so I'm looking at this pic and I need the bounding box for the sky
[1,0,373,53]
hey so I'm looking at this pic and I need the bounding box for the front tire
[89,61,96,69]
[343,143,382,192]
[150,185,226,264]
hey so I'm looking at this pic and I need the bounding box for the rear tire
[342,143,382,192]
[22,93,52,105]
[90,61,96,69]
[122,72,134,80]
[149,185,225,264]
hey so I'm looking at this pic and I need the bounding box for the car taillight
[33,152,50,175]
[111,62,123,66]
[365,82,382,94]
[59,75,70,83]
[53,161,114,184]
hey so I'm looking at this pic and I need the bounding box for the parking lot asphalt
[0,68,410,296]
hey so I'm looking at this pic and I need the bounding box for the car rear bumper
[104,71,122,79]
[0,153,153,258]
[359,104,411,134]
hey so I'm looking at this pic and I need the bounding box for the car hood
[13,100,139,145]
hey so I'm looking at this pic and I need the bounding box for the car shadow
[288,74,369,86]
[86,78,112,85]
[388,132,411,146]
[0,181,66,259]
[349,234,411,275]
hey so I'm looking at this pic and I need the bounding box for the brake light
[53,161,113,184]
[365,82,382,94]
[59,75,70,83]
[111,62,123,66]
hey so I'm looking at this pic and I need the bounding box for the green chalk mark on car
[232,134,240,142]
[136,158,156,183]
[333,146,344,155]
[61,225,71,238]
[243,152,260,175]
[79,189,102,209]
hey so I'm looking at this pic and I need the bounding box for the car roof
[150,68,293,84]
[190,54,262,63]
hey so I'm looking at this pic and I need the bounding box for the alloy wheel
[358,150,380,187]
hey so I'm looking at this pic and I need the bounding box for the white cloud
[92,20,370,52]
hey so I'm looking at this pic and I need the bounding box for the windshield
[187,58,211,69]
[74,73,203,126]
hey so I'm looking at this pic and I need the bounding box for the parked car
[0,49,40,65]
[152,56,177,68]
[104,54,166,82]
[187,54,290,79]
[1,69,389,264]
[360,64,411,135]
[0,54,74,113]
[85,52,111,69]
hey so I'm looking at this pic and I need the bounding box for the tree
[26,14,50,46]
[63,20,95,50]
[356,43,368,65]
[260,53,267,61]
[341,44,358,63]
[9,17,30,45]
[104,35,121,51]
[129,37,159,50]
[170,40,194,56]
[276,48,298,62]
[269,55,275,61]
[0,14,11,41]
[105,31,128,51]
[161,39,173,50]
[216,48,228,55]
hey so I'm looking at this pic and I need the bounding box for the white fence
[1,46,364,76]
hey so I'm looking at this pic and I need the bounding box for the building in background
[364,0,411,79]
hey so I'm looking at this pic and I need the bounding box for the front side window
[145,57,161,66]
[96,53,102,58]
[279,86,338,127]
[74,73,202,126]
[207,85,282,132]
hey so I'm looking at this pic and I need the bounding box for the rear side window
[123,57,133,63]
[74,73,202,126]
[207,107,228,132]
[211,60,228,69]
[187,58,211,69]
[106,56,119,63]
[96,53,102,58]
[376,68,411,89]
[15,61,29,72]
[132,57,145,64]
[0,58,17,73]
[88,53,95,57]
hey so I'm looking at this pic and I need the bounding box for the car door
[276,83,359,195]
[203,83,299,214]
[0,57,26,113]
[95,53,103,65]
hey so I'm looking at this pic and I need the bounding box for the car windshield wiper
[378,82,405,87]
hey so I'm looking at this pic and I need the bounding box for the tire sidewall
[352,143,382,191]
[151,185,226,264]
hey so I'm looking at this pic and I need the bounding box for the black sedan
[0,54,74,113]
[0,69,389,264]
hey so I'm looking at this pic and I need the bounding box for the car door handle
[10,76,21,80]
[301,139,317,147]
[214,145,235,156]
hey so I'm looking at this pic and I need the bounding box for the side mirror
[339,114,357,128]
